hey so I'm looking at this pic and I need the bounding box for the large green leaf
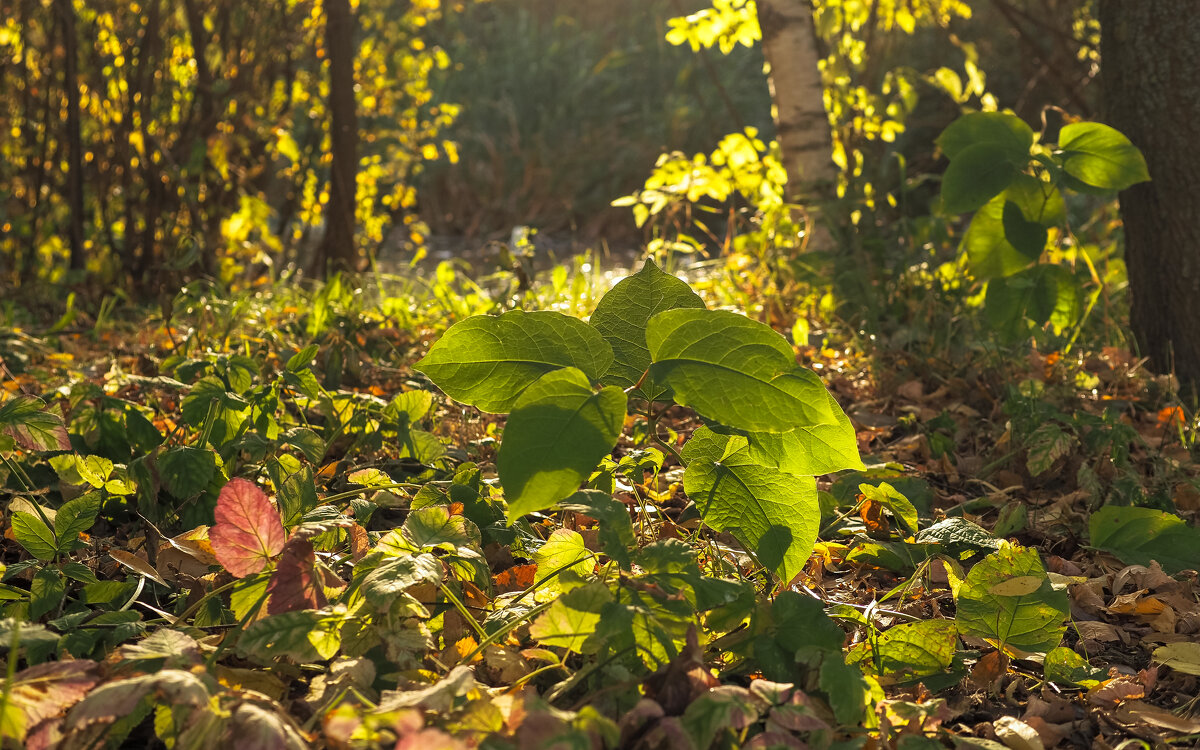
[940,143,1021,215]
[743,390,864,477]
[415,310,614,413]
[533,529,594,591]
[588,258,705,401]
[647,309,835,433]
[1088,506,1200,574]
[682,427,820,583]
[963,176,1065,279]
[937,111,1034,162]
[498,368,626,521]
[955,545,1069,655]
[529,581,611,653]
[984,264,1080,342]
[1057,122,1150,192]
[157,446,217,499]
[848,619,958,678]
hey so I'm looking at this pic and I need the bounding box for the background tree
[756,0,836,251]
[311,0,361,276]
[1099,1,1200,394]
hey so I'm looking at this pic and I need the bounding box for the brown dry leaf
[642,626,718,715]
[483,645,529,683]
[1020,715,1069,748]
[994,715,1045,750]
[1073,620,1121,642]
[897,380,925,401]
[971,650,1010,690]
[1086,676,1145,707]
[1113,562,1176,594]
[859,497,890,536]
[1024,694,1078,724]
[1115,700,1200,734]
[109,548,169,587]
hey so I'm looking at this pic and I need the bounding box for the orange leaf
[266,537,325,614]
[495,563,537,593]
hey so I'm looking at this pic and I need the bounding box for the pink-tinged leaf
[229,702,308,750]
[266,537,326,614]
[4,660,99,745]
[209,479,286,578]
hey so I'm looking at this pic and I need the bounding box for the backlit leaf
[955,545,1069,654]
[588,258,705,400]
[1089,506,1200,574]
[1058,122,1150,192]
[529,582,611,652]
[498,368,625,520]
[647,309,835,433]
[415,310,614,413]
[2,659,98,744]
[11,511,58,561]
[209,479,286,578]
[848,619,958,678]
[940,142,1021,215]
[0,396,71,452]
[937,111,1033,162]
[683,427,820,583]
[743,390,864,476]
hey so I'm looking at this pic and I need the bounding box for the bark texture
[1100,1,1200,393]
[756,0,836,251]
[57,0,85,271]
[313,0,360,276]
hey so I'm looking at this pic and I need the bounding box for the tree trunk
[1100,1,1200,395]
[312,0,360,276]
[756,0,837,252]
[57,0,85,272]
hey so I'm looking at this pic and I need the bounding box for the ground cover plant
[2,253,1200,749]
[5,0,1200,748]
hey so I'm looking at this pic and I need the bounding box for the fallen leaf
[1153,642,1200,676]
[1115,700,1200,734]
[971,650,1010,690]
[1086,676,1144,707]
[993,715,1044,750]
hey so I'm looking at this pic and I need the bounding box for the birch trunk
[756,0,837,251]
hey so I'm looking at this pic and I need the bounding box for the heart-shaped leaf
[498,368,626,521]
[648,309,835,433]
[209,479,286,578]
[416,310,614,413]
[955,545,1069,655]
[683,426,820,583]
[588,258,705,400]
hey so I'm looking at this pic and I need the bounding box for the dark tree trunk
[1100,1,1200,395]
[312,0,360,276]
[57,0,85,272]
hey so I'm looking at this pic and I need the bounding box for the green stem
[437,581,486,641]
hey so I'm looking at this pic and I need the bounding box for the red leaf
[209,479,286,578]
[266,536,326,614]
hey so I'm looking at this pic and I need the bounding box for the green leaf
[1057,122,1150,192]
[937,111,1034,162]
[557,490,636,570]
[647,309,835,433]
[848,620,958,678]
[984,265,1080,342]
[497,368,626,521]
[415,310,614,413]
[963,176,1064,279]
[386,390,435,424]
[402,506,482,552]
[529,581,611,652]
[914,518,1000,557]
[29,568,66,620]
[1001,201,1048,260]
[743,390,864,476]
[955,545,1069,654]
[0,396,71,452]
[54,493,101,552]
[940,142,1021,215]
[1025,423,1076,477]
[1044,647,1106,688]
[286,343,320,373]
[532,529,594,591]
[11,512,58,561]
[859,482,919,536]
[281,427,325,464]
[773,591,845,653]
[819,657,869,725]
[1088,506,1200,574]
[157,446,217,499]
[587,258,705,401]
[237,610,327,662]
[397,428,446,464]
[683,427,820,583]
[277,466,319,527]
[360,553,442,609]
